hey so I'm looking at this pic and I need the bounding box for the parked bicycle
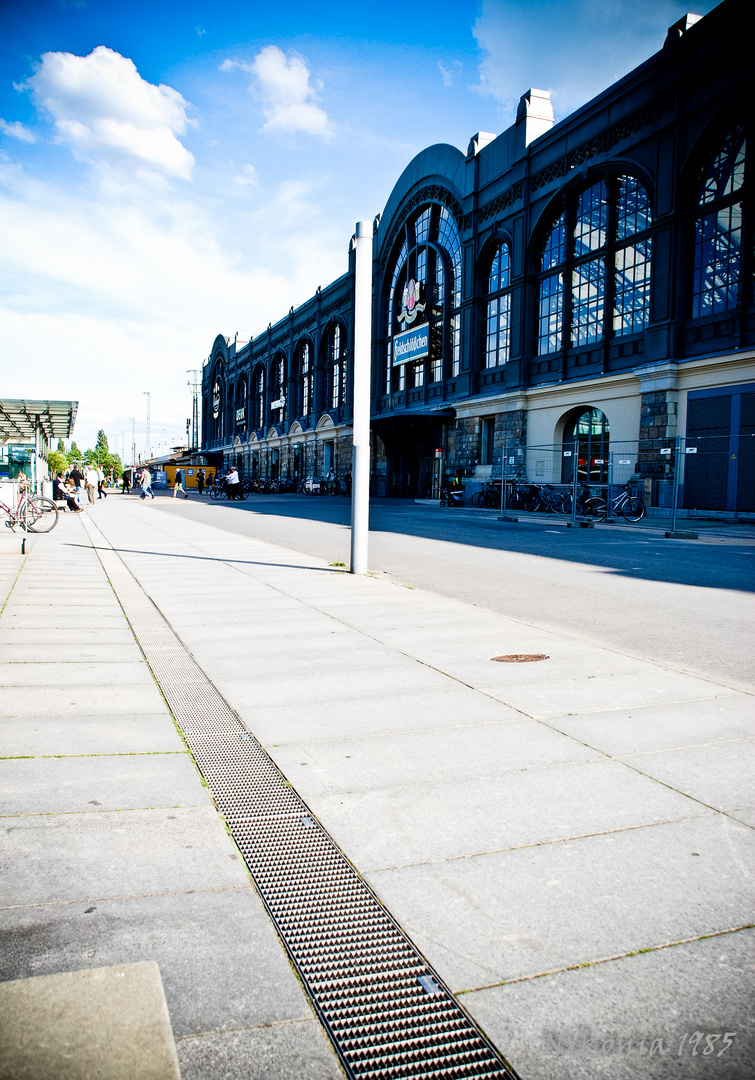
[585,484,646,522]
[1,488,59,533]
[471,482,500,509]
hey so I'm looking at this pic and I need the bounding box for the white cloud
[232,163,260,188]
[26,46,195,179]
[437,60,463,88]
[251,45,332,137]
[0,119,36,142]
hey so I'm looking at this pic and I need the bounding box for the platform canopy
[0,399,78,443]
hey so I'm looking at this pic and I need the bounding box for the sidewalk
[1,498,753,1079]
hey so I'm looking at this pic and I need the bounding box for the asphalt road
[140,492,755,692]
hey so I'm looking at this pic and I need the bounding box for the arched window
[485,241,512,368]
[562,407,610,483]
[327,322,344,410]
[538,176,652,354]
[383,202,462,394]
[211,368,224,442]
[253,366,265,430]
[295,339,311,419]
[692,124,746,317]
[226,381,235,441]
[271,354,286,426]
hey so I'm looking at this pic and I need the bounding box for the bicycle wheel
[524,492,540,512]
[237,487,249,501]
[471,491,484,507]
[622,496,646,522]
[584,497,607,521]
[24,497,59,533]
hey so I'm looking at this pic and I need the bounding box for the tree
[68,441,83,465]
[57,438,66,453]
[47,450,68,477]
[95,430,109,457]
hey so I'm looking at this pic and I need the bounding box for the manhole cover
[490,653,549,663]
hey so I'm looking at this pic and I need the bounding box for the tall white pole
[350,219,373,575]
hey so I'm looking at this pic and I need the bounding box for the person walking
[196,469,205,495]
[139,467,155,500]
[121,470,130,493]
[173,468,189,499]
[85,464,98,504]
[97,465,107,499]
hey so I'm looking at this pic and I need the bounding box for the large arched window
[326,322,345,410]
[294,338,311,420]
[485,241,512,368]
[210,365,224,443]
[271,353,286,427]
[562,407,610,483]
[384,202,462,394]
[538,176,652,354]
[692,124,746,317]
[253,366,265,430]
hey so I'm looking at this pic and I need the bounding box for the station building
[202,1,753,513]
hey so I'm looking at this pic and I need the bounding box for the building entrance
[374,415,449,498]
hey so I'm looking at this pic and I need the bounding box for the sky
[0,0,718,459]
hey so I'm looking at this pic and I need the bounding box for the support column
[350,220,373,575]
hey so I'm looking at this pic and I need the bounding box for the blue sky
[0,0,717,457]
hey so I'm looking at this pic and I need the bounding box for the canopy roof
[0,399,78,442]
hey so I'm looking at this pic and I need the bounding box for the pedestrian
[85,464,98,504]
[344,465,352,496]
[69,464,84,498]
[139,467,155,500]
[121,470,130,494]
[206,472,214,494]
[196,469,205,495]
[225,465,240,500]
[173,468,189,499]
[97,465,107,499]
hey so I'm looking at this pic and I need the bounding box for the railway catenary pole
[350,219,373,575]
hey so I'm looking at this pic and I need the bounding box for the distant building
[202,1,753,513]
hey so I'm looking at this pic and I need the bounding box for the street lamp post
[144,392,151,460]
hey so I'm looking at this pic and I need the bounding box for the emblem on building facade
[212,379,221,419]
[397,279,426,326]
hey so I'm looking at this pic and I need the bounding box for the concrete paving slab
[0,627,136,645]
[0,683,165,716]
[270,718,602,800]
[0,752,204,815]
[251,686,524,744]
[0,714,184,756]
[176,1020,344,1080]
[464,929,755,1079]
[544,694,753,755]
[0,642,143,663]
[0,660,151,686]
[310,758,714,871]
[366,815,755,991]
[0,806,247,905]
[220,662,450,712]
[617,738,755,811]
[2,612,128,628]
[0,961,181,1080]
[0,888,318,1036]
[478,667,729,718]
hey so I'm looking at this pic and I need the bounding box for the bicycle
[471,482,500,509]
[585,484,646,522]
[1,489,59,533]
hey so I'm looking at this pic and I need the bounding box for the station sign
[393,323,430,366]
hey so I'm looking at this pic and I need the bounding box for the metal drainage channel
[87,521,521,1080]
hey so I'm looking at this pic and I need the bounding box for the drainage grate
[490,654,549,663]
[85,518,521,1079]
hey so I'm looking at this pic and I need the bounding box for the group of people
[52,464,109,512]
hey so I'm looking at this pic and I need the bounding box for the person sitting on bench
[53,474,83,513]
